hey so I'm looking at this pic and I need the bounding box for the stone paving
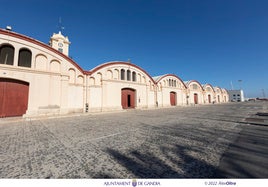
[0,102,267,178]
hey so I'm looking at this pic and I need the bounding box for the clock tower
[49,31,70,56]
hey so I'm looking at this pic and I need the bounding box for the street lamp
[238,80,242,90]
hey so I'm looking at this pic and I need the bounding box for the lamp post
[262,89,266,98]
[238,80,242,90]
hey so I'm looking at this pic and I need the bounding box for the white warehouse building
[0,28,229,118]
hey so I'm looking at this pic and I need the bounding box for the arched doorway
[170,92,176,106]
[208,94,211,103]
[121,88,136,109]
[0,78,29,117]
[194,93,198,104]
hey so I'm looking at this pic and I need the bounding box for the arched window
[169,79,171,87]
[18,49,32,67]
[0,45,15,65]
[192,84,198,90]
[132,71,136,82]
[174,80,176,87]
[120,69,125,80]
[127,70,131,81]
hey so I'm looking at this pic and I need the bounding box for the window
[120,69,125,80]
[169,79,171,87]
[174,80,176,87]
[18,49,32,67]
[127,70,131,81]
[132,72,136,82]
[192,84,198,90]
[58,48,63,53]
[0,45,14,65]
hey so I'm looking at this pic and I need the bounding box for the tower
[49,31,70,56]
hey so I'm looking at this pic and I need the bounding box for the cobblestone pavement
[0,102,267,178]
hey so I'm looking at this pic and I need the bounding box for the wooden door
[0,78,29,117]
[194,93,198,104]
[208,94,211,103]
[170,92,176,106]
[121,88,135,109]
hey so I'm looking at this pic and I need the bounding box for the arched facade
[0,28,229,117]
[214,87,223,103]
[185,80,204,105]
[154,74,187,107]
[203,84,215,104]
[0,29,85,117]
[86,61,156,112]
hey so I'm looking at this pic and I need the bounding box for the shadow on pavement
[213,124,268,178]
[106,144,221,178]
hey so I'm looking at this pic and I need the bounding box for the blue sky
[1,0,268,97]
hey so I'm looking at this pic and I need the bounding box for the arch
[142,76,146,83]
[192,84,198,90]
[120,69,125,80]
[89,61,156,84]
[159,83,162,91]
[163,80,166,87]
[121,88,136,109]
[18,48,32,68]
[203,84,215,93]
[137,73,141,83]
[35,54,48,70]
[0,78,29,117]
[114,69,119,80]
[96,72,102,85]
[155,74,187,89]
[0,44,15,65]
[89,77,95,85]
[185,80,204,91]
[214,87,222,94]
[68,68,76,84]
[127,70,131,81]
[77,75,84,85]
[50,59,61,72]
[132,71,137,82]
[107,70,113,79]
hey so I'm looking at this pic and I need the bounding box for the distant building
[228,90,245,102]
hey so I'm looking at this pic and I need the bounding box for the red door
[208,94,211,103]
[0,78,29,117]
[194,93,198,104]
[121,88,135,109]
[170,92,176,106]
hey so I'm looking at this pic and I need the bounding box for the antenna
[58,17,65,33]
